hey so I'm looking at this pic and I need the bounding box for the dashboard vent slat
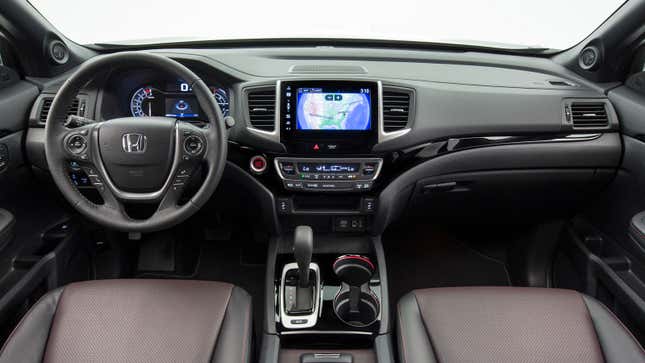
[382,89,412,132]
[569,102,609,129]
[39,97,82,123]
[247,88,276,131]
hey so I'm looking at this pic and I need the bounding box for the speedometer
[130,87,163,117]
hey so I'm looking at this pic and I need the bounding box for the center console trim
[245,79,413,147]
[280,262,322,329]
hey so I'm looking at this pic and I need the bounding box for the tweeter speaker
[48,40,69,65]
[579,46,600,71]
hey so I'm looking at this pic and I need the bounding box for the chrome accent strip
[280,330,373,336]
[279,262,321,330]
[404,133,603,157]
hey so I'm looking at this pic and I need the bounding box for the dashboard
[24,46,623,233]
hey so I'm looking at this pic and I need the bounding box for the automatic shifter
[280,226,321,329]
[293,225,313,287]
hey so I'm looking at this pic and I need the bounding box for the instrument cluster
[129,80,230,120]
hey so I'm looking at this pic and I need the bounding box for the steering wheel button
[67,135,88,154]
[183,135,204,155]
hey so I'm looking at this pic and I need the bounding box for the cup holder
[333,287,380,328]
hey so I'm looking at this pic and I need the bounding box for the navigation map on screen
[296,88,371,131]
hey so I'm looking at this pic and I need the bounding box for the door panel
[560,84,645,344]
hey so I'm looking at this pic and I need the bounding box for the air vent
[568,102,609,129]
[39,97,82,123]
[548,80,576,87]
[382,89,412,132]
[247,88,276,131]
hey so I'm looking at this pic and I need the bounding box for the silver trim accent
[274,157,384,182]
[244,82,280,142]
[279,262,321,330]
[378,82,411,143]
[280,330,373,336]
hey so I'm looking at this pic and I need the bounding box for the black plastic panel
[374,133,621,233]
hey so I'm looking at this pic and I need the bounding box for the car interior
[1,0,645,362]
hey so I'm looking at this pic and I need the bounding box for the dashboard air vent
[569,102,609,129]
[382,89,412,132]
[247,88,276,131]
[39,97,82,123]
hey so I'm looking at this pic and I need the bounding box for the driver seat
[0,279,252,363]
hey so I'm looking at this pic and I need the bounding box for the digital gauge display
[130,81,230,119]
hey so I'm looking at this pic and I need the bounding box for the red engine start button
[250,155,267,174]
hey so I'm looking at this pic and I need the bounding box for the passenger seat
[397,287,644,363]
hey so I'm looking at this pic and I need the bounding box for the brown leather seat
[0,279,252,363]
[397,287,645,363]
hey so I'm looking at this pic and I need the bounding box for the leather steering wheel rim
[45,52,227,232]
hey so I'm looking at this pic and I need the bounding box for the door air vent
[39,97,83,123]
[246,88,276,132]
[382,89,412,132]
[568,102,609,129]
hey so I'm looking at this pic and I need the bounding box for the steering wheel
[45,52,227,232]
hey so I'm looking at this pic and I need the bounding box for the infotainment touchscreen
[280,80,379,154]
[295,88,371,131]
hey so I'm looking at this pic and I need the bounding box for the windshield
[28,0,626,50]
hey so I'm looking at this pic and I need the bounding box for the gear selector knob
[293,226,313,287]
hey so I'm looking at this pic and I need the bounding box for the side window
[626,46,645,96]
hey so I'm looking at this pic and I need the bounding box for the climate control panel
[275,157,383,192]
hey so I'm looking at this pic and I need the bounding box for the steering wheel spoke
[156,122,207,211]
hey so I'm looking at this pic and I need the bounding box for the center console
[249,79,395,361]
[269,226,390,363]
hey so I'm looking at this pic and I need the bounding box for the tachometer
[213,88,230,117]
[130,87,163,117]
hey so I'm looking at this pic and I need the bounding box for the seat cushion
[397,287,644,363]
[0,279,252,363]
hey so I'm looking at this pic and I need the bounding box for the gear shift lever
[293,226,313,287]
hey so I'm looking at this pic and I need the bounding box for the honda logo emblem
[121,133,147,153]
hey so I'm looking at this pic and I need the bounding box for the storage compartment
[333,288,379,328]
[559,218,645,344]
[406,168,614,221]
[293,195,363,213]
